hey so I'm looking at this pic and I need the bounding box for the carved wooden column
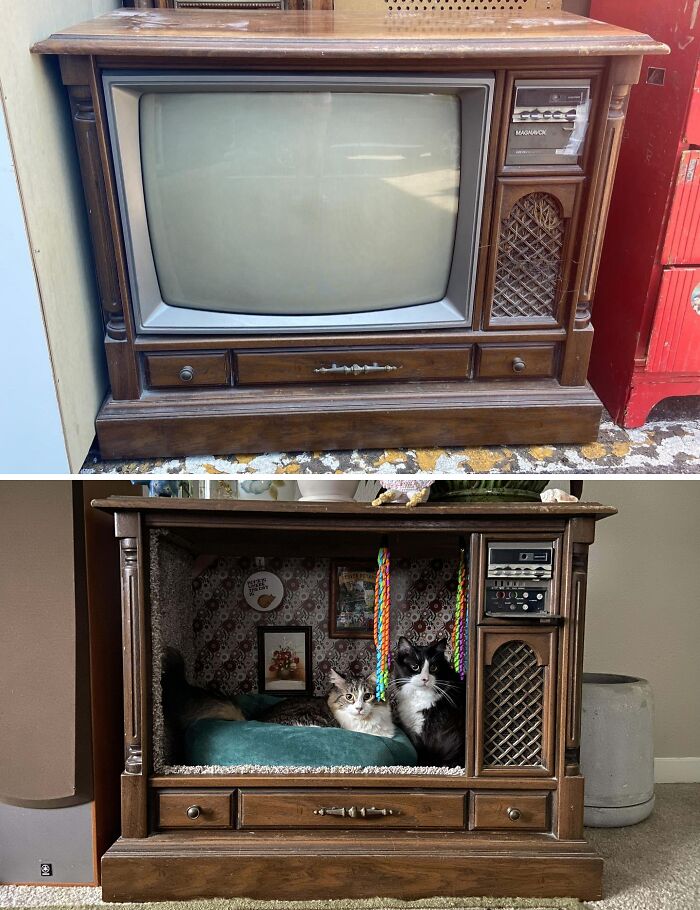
[561,57,643,386]
[555,518,594,839]
[116,511,148,838]
[61,58,140,401]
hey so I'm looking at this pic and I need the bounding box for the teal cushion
[183,697,417,767]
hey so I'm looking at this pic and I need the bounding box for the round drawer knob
[186,805,201,820]
[507,807,522,821]
[512,357,526,373]
[179,366,195,382]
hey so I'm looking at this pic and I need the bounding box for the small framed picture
[329,560,376,639]
[257,625,312,695]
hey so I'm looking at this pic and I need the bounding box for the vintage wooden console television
[35,13,664,458]
[93,496,614,901]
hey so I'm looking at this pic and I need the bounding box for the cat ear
[434,638,448,654]
[396,636,414,655]
[329,668,347,691]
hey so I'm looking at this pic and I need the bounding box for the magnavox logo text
[515,128,547,136]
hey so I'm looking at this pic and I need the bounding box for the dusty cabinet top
[91,497,617,520]
[33,9,668,62]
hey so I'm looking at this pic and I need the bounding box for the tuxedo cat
[259,670,396,738]
[392,636,465,766]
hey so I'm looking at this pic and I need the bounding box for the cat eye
[410,663,419,672]
[363,693,371,701]
[345,694,354,702]
[429,664,437,672]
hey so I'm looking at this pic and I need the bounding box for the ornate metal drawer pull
[313,363,400,376]
[314,806,398,818]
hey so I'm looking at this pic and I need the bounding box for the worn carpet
[0,894,578,909]
[2,786,698,909]
[585,784,700,910]
[80,400,700,476]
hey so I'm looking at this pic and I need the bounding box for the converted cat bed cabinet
[92,497,614,901]
[34,11,666,457]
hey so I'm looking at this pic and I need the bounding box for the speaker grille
[174,1,284,7]
[492,191,564,321]
[483,640,544,767]
[384,1,555,11]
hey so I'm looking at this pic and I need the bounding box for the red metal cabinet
[588,1,700,427]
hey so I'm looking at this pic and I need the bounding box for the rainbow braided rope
[374,546,391,702]
[452,549,468,680]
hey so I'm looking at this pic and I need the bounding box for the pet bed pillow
[183,694,417,768]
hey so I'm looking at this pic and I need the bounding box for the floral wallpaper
[186,553,465,698]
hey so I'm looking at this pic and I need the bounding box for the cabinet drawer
[477,345,556,379]
[470,791,549,831]
[157,789,234,829]
[238,789,466,829]
[235,347,472,386]
[144,352,231,389]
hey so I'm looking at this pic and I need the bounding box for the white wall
[0,102,69,473]
[0,0,121,472]
[582,479,700,780]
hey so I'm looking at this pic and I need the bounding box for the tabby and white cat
[327,669,396,737]
[259,670,396,738]
[392,636,465,767]
[164,649,396,741]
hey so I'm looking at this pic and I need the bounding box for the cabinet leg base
[101,833,603,902]
[95,380,603,459]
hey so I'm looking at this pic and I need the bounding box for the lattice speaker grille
[384,1,558,11]
[174,1,283,8]
[483,640,544,768]
[491,192,564,321]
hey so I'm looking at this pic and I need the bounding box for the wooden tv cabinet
[35,12,665,458]
[93,496,614,901]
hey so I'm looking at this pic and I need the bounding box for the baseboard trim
[654,757,700,783]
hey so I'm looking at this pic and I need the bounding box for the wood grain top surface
[91,496,616,519]
[33,9,668,60]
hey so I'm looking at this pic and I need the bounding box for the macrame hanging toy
[452,548,468,680]
[374,546,391,702]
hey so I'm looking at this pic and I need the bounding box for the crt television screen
[140,91,460,316]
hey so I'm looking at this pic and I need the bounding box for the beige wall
[582,480,700,759]
[0,0,120,471]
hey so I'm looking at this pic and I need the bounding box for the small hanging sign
[244,571,284,612]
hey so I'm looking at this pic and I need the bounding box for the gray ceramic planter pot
[581,673,655,827]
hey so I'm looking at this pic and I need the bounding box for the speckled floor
[80,399,700,476]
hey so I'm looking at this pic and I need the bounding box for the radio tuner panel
[506,79,591,167]
[485,541,554,617]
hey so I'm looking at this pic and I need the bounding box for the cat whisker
[433,684,458,708]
